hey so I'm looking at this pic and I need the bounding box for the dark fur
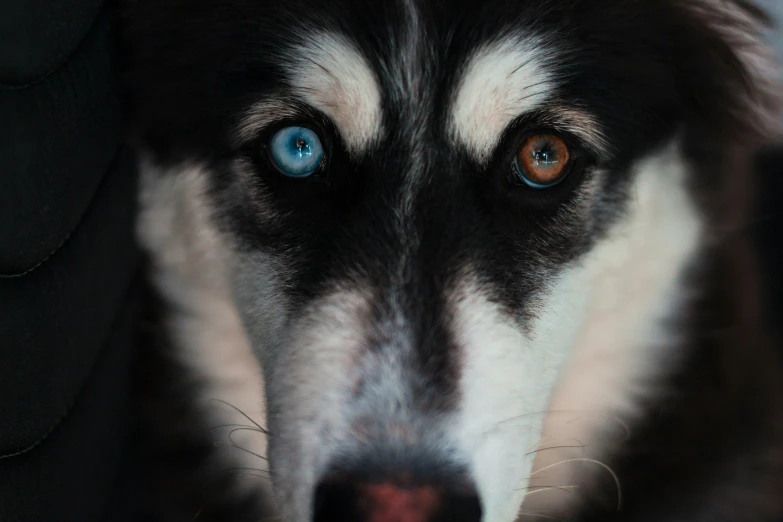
[121,1,783,520]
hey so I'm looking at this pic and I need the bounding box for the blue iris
[268,126,325,177]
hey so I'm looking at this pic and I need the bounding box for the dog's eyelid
[490,107,609,163]
[233,98,342,149]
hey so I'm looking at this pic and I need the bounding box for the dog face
[125,1,778,521]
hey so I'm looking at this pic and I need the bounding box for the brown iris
[514,134,571,188]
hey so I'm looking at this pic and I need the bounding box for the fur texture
[121,1,783,521]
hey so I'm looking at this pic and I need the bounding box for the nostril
[313,478,482,522]
[313,480,355,522]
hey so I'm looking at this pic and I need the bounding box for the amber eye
[513,134,572,189]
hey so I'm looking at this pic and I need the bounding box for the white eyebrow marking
[236,32,383,154]
[450,36,558,162]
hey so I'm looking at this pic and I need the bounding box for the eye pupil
[269,126,325,177]
[534,149,554,165]
[295,138,311,158]
[514,134,571,189]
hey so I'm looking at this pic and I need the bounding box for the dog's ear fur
[685,0,782,139]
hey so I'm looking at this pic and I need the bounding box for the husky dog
[122,1,783,521]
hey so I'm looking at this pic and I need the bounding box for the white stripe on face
[523,142,703,515]
[450,36,557,163]
[448,279,568,522]
[448,141,703,522]
[237,33,383,155]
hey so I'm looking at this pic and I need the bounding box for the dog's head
[124,1,780,521]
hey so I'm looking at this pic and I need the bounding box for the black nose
[313,476,482,522]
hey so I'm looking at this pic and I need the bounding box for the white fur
[450,36,557,163]
[449,141,703,522]
[137,161,270,484]
[450,281,568,522]
[287,33,383,153]
[544,107,610,157]
[269,287,376,522]
[547,142,701,417]
[524,142,703,515]
[237,33,382,154]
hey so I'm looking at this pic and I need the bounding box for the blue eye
[268,126,325,177]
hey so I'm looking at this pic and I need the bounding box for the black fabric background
[754,146,783,333]
[0,0,140,520]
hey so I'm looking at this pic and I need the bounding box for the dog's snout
[313,476,482,522]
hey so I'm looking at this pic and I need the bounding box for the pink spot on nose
[359,483,440,522]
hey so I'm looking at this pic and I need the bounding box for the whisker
[565,414,631,441]
[495,409,564,426]
[208,399,269,434]
[221,466,273,476]
[234,473,272,481]
[210,423,266,432]
[228,428,269,460]
[213,441,269,463]
[525,442,587,456]
[517,485,579,495]
[522,485,579,497]
[529,436,585,450]
[229,427,270,448]
[531,458,622,511]
[516,511,566,521]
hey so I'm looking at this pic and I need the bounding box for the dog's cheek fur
[444,141,703,521]
[136,160,272,498]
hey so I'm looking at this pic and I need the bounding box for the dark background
[760,0,783,58]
